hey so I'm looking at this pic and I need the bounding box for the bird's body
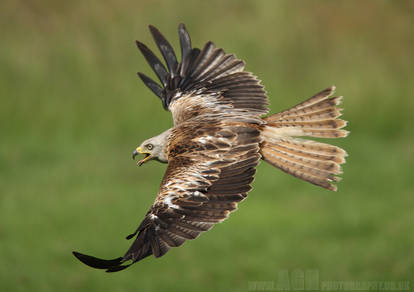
[73,24,348,272]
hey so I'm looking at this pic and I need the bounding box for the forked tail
[260,86,349,191]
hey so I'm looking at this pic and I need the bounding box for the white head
[132,128,172,166]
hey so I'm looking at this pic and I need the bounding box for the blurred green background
[1,0,413,291]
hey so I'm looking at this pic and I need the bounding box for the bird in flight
[73,23,348,272]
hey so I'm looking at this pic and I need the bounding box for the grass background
[1,0,413,291]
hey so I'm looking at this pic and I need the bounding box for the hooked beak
[132,147,152,166]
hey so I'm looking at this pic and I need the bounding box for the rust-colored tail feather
[261,86,348,191]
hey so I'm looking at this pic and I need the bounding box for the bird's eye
[146,144,153,150]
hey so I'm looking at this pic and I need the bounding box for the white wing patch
[164,195,180,209]
[197,136,212,144]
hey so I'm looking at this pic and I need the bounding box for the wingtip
[135,38,169,87]
[148,24,178,76]
[135,40,146,50]
[137,72,165,101]
[137,71,145,79]
[148,24,159,35]
[178,23,187,31]
[72,251,124,270]
[205,41,216,48]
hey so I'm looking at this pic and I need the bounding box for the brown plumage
[261,86,348,191]
[73,23,349,272]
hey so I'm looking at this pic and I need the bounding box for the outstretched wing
[137,24,269,125]
[73,120,262,272]
[72,23,269,272]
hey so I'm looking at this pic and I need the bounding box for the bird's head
[132,129,171,166]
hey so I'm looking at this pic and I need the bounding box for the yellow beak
[132,147,152,166]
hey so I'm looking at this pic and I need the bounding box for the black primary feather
[187,41,216,80]
[137,23,195,109]
[178,48,201,90]
[137,24,251,110]
[149,25,178,78]
[136,23,260,111]
[136,41,168,87]
[72,252,134,272]
[137,72,164,100]
[72,251,124,270]
[178,23,192,78]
